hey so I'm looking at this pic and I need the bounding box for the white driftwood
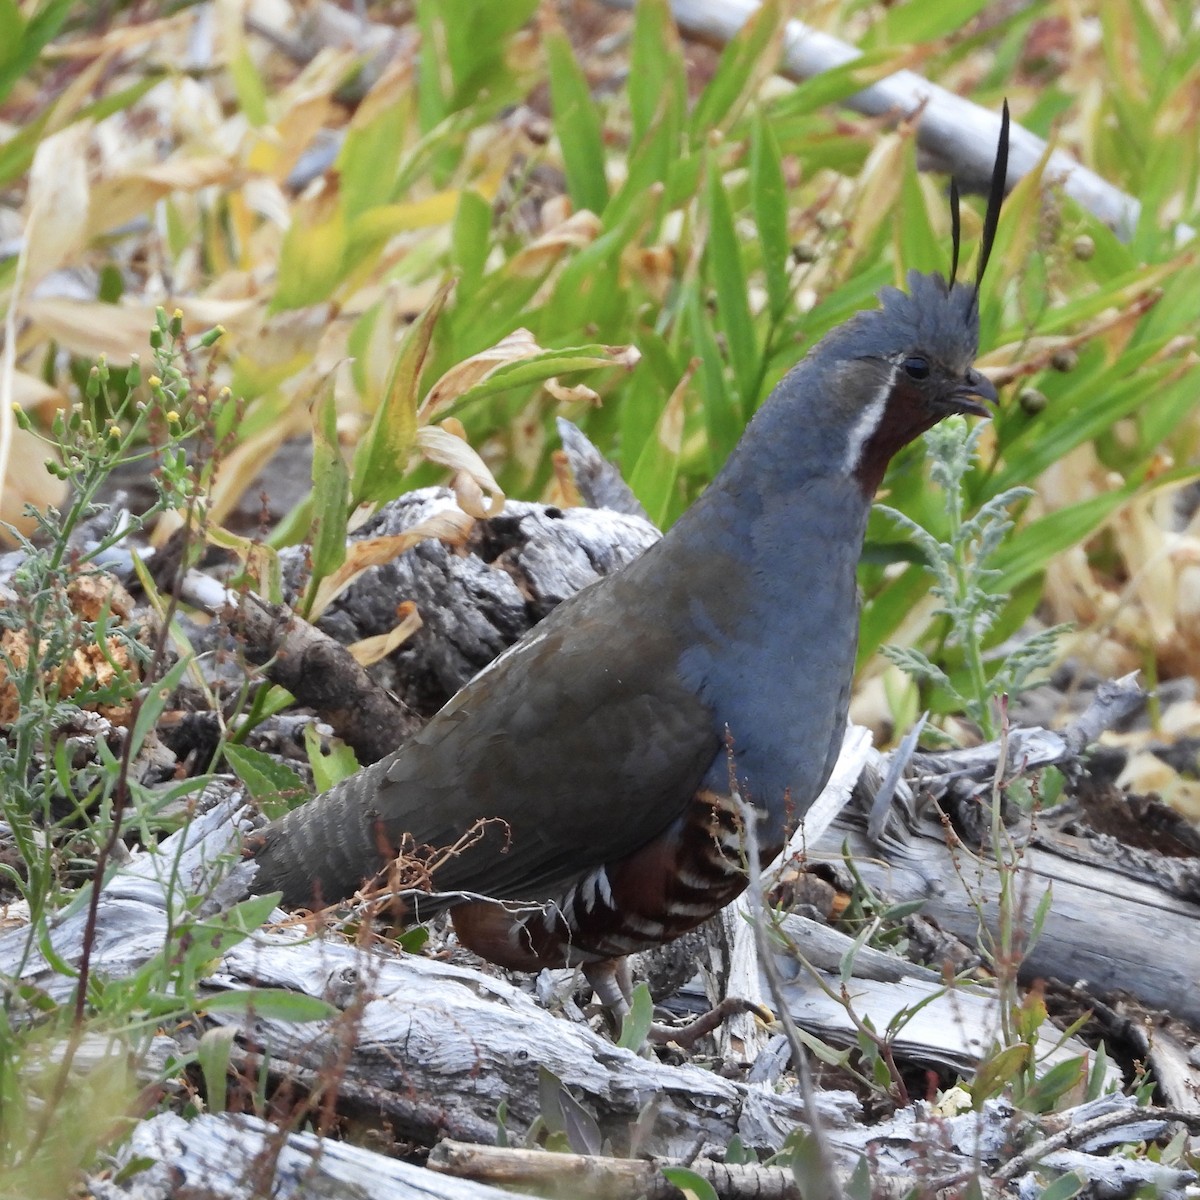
[676,910,1118,1088]
[821,809,1200,1027]
[602,0,1147,238]
[89,1097,1193,1200]
[205,922,857,1157]
[0,792,857,1157]
[90,1111,529,1200]
[806,681,1200,1029]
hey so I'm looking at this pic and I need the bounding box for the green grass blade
[706,161,758,410]
[546,29,609,215]
[750,114,791,322]
[303,371,350,615]
[351,280,453,505]
[690,0,786,139]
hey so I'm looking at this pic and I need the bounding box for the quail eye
[902,356,930,380]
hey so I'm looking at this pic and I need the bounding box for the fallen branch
[601,0,1150,238]
[228,592,422,766]
[429,1139,809,1200]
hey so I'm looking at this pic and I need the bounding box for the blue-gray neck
[641,357,877,835]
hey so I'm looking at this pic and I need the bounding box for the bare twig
[994,1104,1195,1182]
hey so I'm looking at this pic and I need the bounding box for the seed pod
[1018,387,1048,414]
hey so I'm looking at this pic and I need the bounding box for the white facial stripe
[841,367,896,474]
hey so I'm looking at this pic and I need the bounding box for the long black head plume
[779,100,1010,487]
[949,177,962,289]
[970,100,1010,314]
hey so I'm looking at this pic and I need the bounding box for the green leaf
[536,1065,566,1134]
[545,29,608,215]
[1035,1172,1085,1200]
[750,114,791,322]
[558,1085,602,1156]
[846,1155,872,1200]
[896,140,940,277]
[992,484,1137,592]
[1024,1057,1086,1114]
[628,372,686,528]
[441,345,640,418]
[1086,1040,1112,1101]
[305,723,360,792]
[396,926,430,954]
[686,286,741,476]
[271,208,349,312]
[859,565,928,665]
[129,655,193,766]
[769,49,911,121]
[303,371,350,615]
[540,188,661,343]
[166,894,283,985]
[705,162,758,409]
[351,279,453,505]
[661,1166,719,1200]
[414,0,449,131]
[337,86,410,219]
[203,988,338,1021]
[971,1042,1032,1106]
[604,101,676,229]
[0,0,73,107]
[690,0,786,139]
[789,1131,831,1200]
[990,365,1173,496]
[222,743,307,818]
[865,0,990,45]
[420,0,536,120]
[618,330,678,472]
[196,1026,236,1114]
[451,189,494,302]
[1028,886,1053,956]
[629,0,685,148]
[724,1135,757,1166]
[617,982,655,1051]
[228,44,269,128]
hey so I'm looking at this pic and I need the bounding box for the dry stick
[992,1106,1200,1184]
[229,592,422,766]
[429,1139,806,1200]
[601,0,1153,239]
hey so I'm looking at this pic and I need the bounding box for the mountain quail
[250,107,1011,1009]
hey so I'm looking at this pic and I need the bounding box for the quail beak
[949,368,998,418]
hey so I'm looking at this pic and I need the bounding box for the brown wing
[252,572,719,911]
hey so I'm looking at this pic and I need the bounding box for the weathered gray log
[90,1098,1195,1200]
[0,791,858,1158]
[601,0,1146,237]
[90,1112,532,1200]
[204,922,857,1157]
[822,805,1200,1027]
[287,488,659,716]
